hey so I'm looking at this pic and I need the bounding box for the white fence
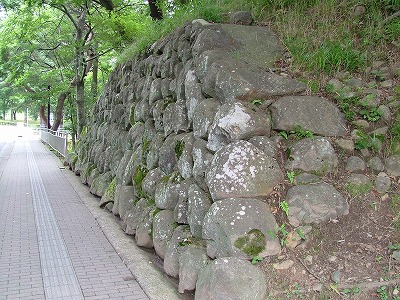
[40,128,68,157]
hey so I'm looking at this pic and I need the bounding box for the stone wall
[67,19,355,299]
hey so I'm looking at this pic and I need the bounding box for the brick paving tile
[0,139,149,300]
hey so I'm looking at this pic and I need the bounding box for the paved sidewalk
[0,139,149,300]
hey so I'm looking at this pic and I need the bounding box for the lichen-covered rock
[154,172,183,210]
[142,168,166,199]
[286,137,338,175]
[187,184,212,238]
[173,178,194,224]
[206,140,283,201]
[207,101,271,152]
[164,225,193,278]
[286,183,349,227]
[270,96,347,136]
[135,205,156,249]
[192,98,219,139]
[115,185,135,221]
[152,209,175,259]
[248,136,279,158]
[202,198,280,259]
[385,155,400,177]
[176,133,195,179]
[345,156,366,173]
[178,245,210,293]
[195,257,267,300]
[124,198,151,235]
[185,69,206,123]
[89,171,113,197]
[192,139,213,191]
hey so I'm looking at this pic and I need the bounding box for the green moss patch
[234,228,266,257]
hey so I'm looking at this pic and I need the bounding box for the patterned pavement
[0,134,149,300]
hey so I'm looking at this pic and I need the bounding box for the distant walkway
[0,136,149,300]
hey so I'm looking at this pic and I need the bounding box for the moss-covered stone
[234,229,266,257]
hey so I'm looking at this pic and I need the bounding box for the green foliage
[276,223,289,246]
[251,255,263,265]
[175,140,185,159]
[251,99,263,106]
[133,165,148,198]
[344,182,373,197]
[377,285,388,300]
[286,171,295,184]
[354,131,384,152]
[341,287,360,296]
[234,229,266,256]
[359,106,382,122]
[105,178,117,200]
[279,200,289,216]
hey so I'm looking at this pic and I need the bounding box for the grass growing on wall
[119,0,399,78]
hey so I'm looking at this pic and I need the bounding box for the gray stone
[214,63,306,103]
[346,173,371,186]
[368,156,385,174]
[345,156,366,173]
[146,134,165,170]
[185,70,206,123]
[89,171,113,197]
[149,78,162,104]
[202,198,280,259]
[192,98,220,139]
[207,101,271,152]
[326,79,344,92]
[195,257,267,300]
[192,26,239,57]
[374,173,391,194]
[294,173,320,185]
[286,137,338,175]
[124,198,150,235]
[378,105,391,122]
[152,209,175,259]
[115,185,135,221]
[248,136,278,157]
[135,205,156,249]
[176,133,195,180]
[286,183,349,227]
[331,270,342,284]
[142,168,166,199]
[385,155,400,176]
[158,135,179,174]
[164,225,193,278]
[178,245,210,293]
[334,138,355,152]
[229,11,253,25]
[173,179,194,224]
[154,172,183,210]
[206,141,283,201]
[187,184,213,238]
[192,138,214,191]
[270,96,347,136]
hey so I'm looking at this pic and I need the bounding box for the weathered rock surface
[206,141,283,201]
[270,96,347,136]
[286,183,349,227]
[202,198,280,259]
[286,137,338,175]
[195,257,267,300]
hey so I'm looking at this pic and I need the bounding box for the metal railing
[39,128,68,157]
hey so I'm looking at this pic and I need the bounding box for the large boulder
[206,140,283,201]
[164,225,193,278]
[195,257,267,300]
[207,101,271,152]
[286,182,349,227]
[270,96,348,136]
[187,184,213,238]
[202,198,280,259]
[178,245,210,293]
[152,209,175,259]
[286,137,338,175]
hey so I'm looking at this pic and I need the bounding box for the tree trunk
[148,0,163,20]
[91,47,98,102]
[74,8,87,137]
[76,79,85,136]
[39,105,48,127]
[51,93,67,131]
